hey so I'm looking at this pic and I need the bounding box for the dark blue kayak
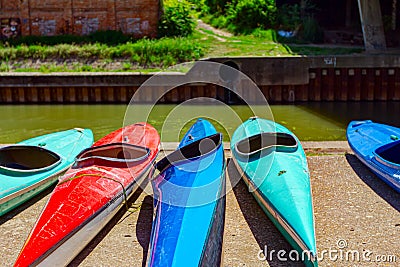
[148,119,226,267]
[347,120,400,193]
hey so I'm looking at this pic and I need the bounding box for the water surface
[0,102,399,143]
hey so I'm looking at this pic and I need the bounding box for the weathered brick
[0,0,159,38]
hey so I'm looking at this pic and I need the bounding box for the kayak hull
[0,174,59,217]
[234,158,316,266]
[148,119,226,267]
[0,129,94,216]
[231,118,318,267]
[33,166,152,266]
[15,123,160,266]
[347,120,400,193]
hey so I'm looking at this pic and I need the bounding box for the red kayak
[15,123,160,266]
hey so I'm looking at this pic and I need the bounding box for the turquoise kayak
[0,128,94,216]
[230,117,318,267]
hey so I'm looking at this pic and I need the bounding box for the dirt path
[196,19,232,42]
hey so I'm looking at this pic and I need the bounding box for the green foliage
[129,37,204,66]
[226,0,277,33]
[191,0,278,34]
[204,0,230,14]
[0,62,10,72]
[210,15,229,29]
[122,62,132,71]
[4,30,131,46]
[158,0,196,37]
[251,28,276,41]
[7,35,83,46]
[0,37,204,69]
[189,0,210,14]
[277,0,318,30]
[277,3,302,31]
[195,0,325,41]
[276,1,323,44]
[87,30,131,45]
[300,16,324,43]
[80,65,94,72]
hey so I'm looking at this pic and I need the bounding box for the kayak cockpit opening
[155,133,222,173]
[375,140,400,166]
[0,145,61,174]
[235,132,298,156]
[75,143,150,166]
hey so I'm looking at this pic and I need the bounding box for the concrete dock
[0,142,398,266]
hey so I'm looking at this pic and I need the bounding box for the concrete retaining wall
[1,56,400,103]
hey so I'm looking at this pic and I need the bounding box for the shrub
[130,37,204,66]
[226,0,277,33]
[0,35,205,69]
[251,28,276,41]
[276,1,323,44]
[0,62,10,72]
[204,0,230,14]
[300,16,324,43]
[158,0,196,37]
[277,3,302,31]
[188,0,210,14]
[122,62,132,70]
[88,30,131,45]
[3,31,132,46]
[210,15,229,29]
[6,35,83,46]
[80,65,94,72]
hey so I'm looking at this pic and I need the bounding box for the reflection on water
[0,102,399,143]
[297,102,400,128]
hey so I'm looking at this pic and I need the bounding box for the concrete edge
[1,141,350,150]
[161,141,350,152]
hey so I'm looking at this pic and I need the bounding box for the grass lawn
[195,28,363,57]
[0,28,364,72]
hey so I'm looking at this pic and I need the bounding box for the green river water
[0,102,399,143]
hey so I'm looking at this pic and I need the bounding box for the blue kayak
[148,119,226,267]
[0,128,94,216]
[347,120,400,193]
[231,117,318,267]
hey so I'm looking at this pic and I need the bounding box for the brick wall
[0,0,160,38]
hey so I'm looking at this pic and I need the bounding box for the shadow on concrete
[227,159,304,267]
[136,195,153,267]
[68,179,148,267]
[345,153,400,212]
[0,183,56,225]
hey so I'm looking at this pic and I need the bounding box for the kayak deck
[347,120,400,192]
